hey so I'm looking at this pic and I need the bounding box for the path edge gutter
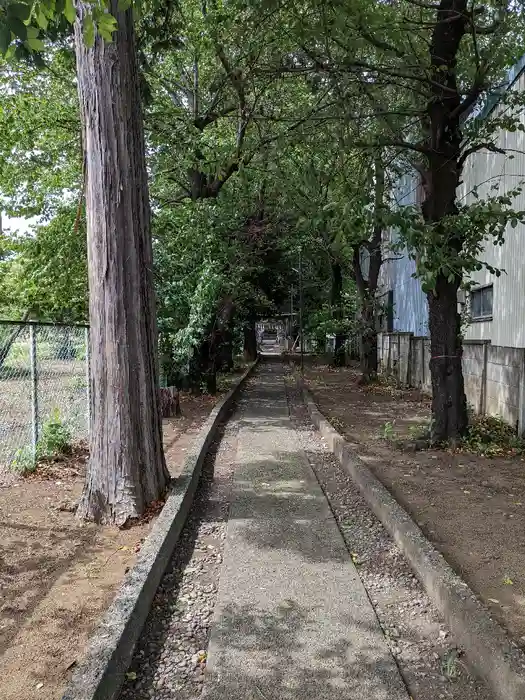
[295,370,525,700]
[62,358,259,700]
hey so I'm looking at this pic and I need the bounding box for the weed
[36,409,72,460]
[441,649,460,679]
[70,375,87,391]
[408,421,430,440]
[461,414,524,457]
[381,421,396,440]
[408,418,434,443]
[10,446,37,474]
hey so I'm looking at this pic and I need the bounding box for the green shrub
[10,446,37,474]
[36,409,72,459]
[462,414,523,456]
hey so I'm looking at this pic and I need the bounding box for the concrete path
[203,363,409,700]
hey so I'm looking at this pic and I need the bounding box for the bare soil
[304,363,525,648]
[0,388,225,700]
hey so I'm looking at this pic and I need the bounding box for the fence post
[85,326,91,434]
[479,341,489,416]
[518,348,525,437]
[29,324,39,457]
[407,334,413,387]
[396,333,401,385]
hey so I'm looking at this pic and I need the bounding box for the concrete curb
[296,371,525,700]
[62,359,259,700]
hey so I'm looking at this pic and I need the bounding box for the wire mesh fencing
[0,321,90,470]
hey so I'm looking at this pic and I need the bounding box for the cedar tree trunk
[74,2,170,524]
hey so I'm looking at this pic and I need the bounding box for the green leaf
[118,0,132,10]
[35,9,49,30]
[510,218,518,228]
[64,0,76,24]
[26,26,39,39]
[83,14,95,46]
[8,17,27,41]
[8,3,31,21]
[97,13,117,42]
[26,37,45,52]
[0,25,12,55]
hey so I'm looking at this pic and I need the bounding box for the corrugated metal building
[461,56,525,350]
[379,172,429,336]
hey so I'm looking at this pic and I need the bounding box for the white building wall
[461,68,525,349]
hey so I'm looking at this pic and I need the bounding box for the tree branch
[458,141,506,169]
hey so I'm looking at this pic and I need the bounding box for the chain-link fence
[0,321,90,469]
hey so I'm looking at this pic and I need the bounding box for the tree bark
[214,299,235,372]
[74,2,170,525]
[421,0,469,441]
[216,329,234,372]
[360,298,378,381]
[353,155,384,383]
[427,275,467,443]
[243,315,257,361]
[330,262,346,366]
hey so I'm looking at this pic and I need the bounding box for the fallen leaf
[503,577,514,586]
[463,490,471,494]
[36,683,44,690]
[125,671,137,681]
[488,598,500,604]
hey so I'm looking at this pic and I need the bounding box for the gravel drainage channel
[284,372,494,700]
[118,418,239,700]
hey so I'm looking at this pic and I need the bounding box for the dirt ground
[304,363,525,648]
[0,388,225,700]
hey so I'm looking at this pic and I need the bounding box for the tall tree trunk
[427,274,467,443]
[74,2,169,525]
[360,297,378,380]
[354,155,384,383]
[210,298,234,379]
[215,300,235,372]
[421,0,469,442]
[243,314,257,361]
[217,328,234,372]
[330,262,345,366]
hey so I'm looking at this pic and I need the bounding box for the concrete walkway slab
[203,364,409,700]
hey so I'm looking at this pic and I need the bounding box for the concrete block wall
[463,342,487,415]
[485,345,523,428]
[378,332,525,434]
